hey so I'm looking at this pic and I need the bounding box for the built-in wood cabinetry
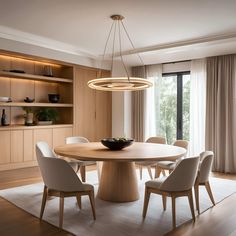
[0,51,111,171]
[74,67,112,141]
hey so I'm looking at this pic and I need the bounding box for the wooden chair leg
[205,181,215,205]
[194,183,200,214]
[80,166,86,182]
[88,190,96,220]
[59,195,64,229]
[76,194,82,209]
[143,187,151,218]
[147,166,153,179]
[171,195,176,229]
[139,165,143,180]
[155,166,162,178]
[40,185,48,220]
[187,189,196,222]
[75,164,80,173]
[162,194,167,211]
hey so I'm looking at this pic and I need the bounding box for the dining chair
[35,140,78,171]
[36,141,96,229]
[143,156,199,229]
[155,140,189,177]
[66,136,101,182]
[136,136,167,180]
[194,151,215,214]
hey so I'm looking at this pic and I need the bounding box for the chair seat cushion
[157,161,176,170]
[82,183,94,191]
[145,176,168,189]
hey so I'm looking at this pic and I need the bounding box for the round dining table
[54,142,186,203]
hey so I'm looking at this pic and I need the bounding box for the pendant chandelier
[87,15,153,91]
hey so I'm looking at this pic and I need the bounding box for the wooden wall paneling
[10,107,25,125]
[0,77,10,97]
[95,70,112,140]
[0,131,10,164]
[52,127,73,148]
[10,78,34,102]
[23,130,34,162]
[0,55,11,71]
[58,83,73,103]
[34,81,58,102]
[10,130,23,163]
[57,108,73,124]
[74,67,96,141]
[33,129,53,159]
[10,57,34,74]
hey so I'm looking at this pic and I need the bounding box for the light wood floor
[0,166,235,236]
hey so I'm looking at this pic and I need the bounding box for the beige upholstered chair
[66,136,101,182]
[143,156,199,229]
[36,141,96,229]
[136,136,167,180]
[194,151,215,214]
[155,140,189,177]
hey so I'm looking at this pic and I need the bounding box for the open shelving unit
[0,52,74,126]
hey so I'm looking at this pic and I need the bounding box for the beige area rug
[0,171,235,236]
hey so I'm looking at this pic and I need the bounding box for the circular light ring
[87,77,153,91]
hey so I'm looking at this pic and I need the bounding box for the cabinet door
[53,127,73,148]
[33,129,53,159]
[11,130,24,163]
[24,130,34,162]
[74,67,96,141]
[0,131,11,164]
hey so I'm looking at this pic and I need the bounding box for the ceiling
[0,0,236,66]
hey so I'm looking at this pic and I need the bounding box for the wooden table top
[54,142,186,162]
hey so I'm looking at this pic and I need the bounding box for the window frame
[162,71,190,140]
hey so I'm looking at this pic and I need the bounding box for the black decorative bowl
[101,138,134,150]
[24,97,35,103]
[48,94,60,103]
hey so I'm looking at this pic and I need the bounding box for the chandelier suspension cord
[98,20,115,78]
[118,19,130,82]
[121,21,146,77]
[110,20,117,76]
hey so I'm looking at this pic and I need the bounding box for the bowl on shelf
[101,138,134,150]
[48,94,60,103]
[0,97,11,103]
[24,97,35,103]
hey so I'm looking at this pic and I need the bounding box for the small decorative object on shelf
[24,97,35,103]
[43,65,53,77]
[48,94,60,103]
[1,109,9,126]
[0,97,11,103]
[23,107,35,126]
[101,137,134,150]
[35,108,59,125]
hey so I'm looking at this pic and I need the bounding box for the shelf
[0,102,73,107]
[0,71,73,83]
[0,124,73,131]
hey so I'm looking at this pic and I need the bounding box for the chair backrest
[198,151,214,183]
[36,141,56,158]
[36,141,84,192]
[173,140,189,150]
[160,156,199,192]
[146,136,166,144]
[66,136,89,144]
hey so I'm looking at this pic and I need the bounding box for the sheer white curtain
[189,59,206,156]
[144,64,162,141]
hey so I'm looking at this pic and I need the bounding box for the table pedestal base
[97,161,139,202]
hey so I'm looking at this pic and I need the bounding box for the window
[157,72,190,144]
